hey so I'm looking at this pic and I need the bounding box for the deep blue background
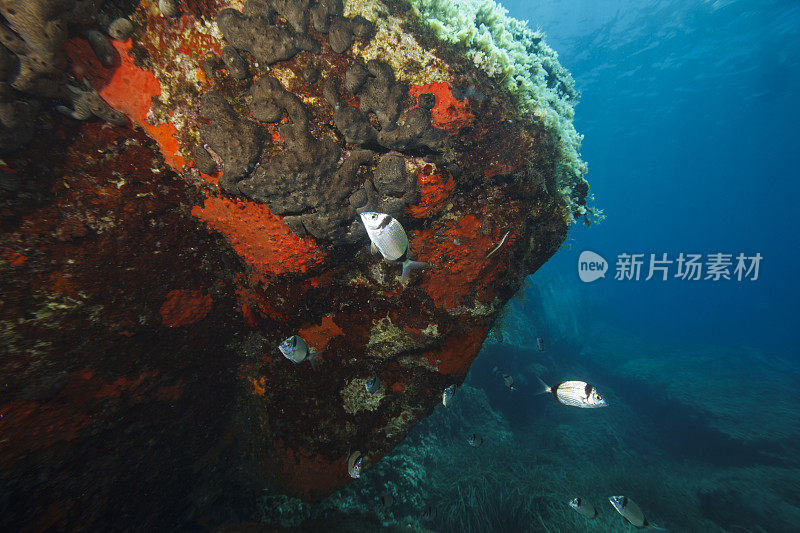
[503,0,799,348]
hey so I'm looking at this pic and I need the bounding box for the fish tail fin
[308,350,324,372]
[533,374,551,395]
[401,260,427,284]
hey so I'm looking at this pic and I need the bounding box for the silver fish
[442,384,456,407]
[535,377,608,408]
[365,376,381,394]
[279,335,309,363]
[569,497,598,519]
[537,337,545,352]
[503,374,515,391]
[467,432,483,447]
[348,450,363,479]
[278,335,320,369]
[609,496,667,531]
[359,212,427,284]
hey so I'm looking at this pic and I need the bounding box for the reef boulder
[0,0,590,529]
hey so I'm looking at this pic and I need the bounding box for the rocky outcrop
[0,0,589,529]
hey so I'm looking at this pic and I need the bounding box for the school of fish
[272,211,664,528]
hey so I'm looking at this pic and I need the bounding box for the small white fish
[360,212,427,284]
[502,374,515,391]
[348,450,363,479]
[609,496,668,531]
[569,497,598,519]
[442,384,456,407]
[534,377,608,408]
[278,335,319,369]
[467,432,483,447]
[365,376,381,394]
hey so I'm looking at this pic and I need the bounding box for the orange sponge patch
[406,172,456,218]
[410,82,474,130]
[191,197,325,277]
[413,214,502,309]
[64,38,185,170]
[159,289,213,327]
[298,316,344,351]
[425,326,488,376]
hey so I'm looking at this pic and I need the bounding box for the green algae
[367,315,440,359]
[409,0,590,223]
[341,377,386,414]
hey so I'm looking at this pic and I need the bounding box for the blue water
[473,1,800,530]
[414,2,800,530]
[508,0,800,348]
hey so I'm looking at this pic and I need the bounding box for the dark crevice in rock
[0,0,139,154]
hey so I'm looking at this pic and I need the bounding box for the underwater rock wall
[0,0,588,528]
[0,0,137,151]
